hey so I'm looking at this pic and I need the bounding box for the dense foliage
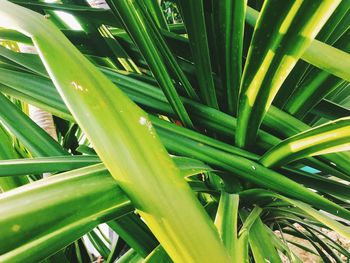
[0,0,349,262]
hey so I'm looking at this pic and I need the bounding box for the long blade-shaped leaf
[236,0,340,148]
[116,249,143,263]
[245,5,349,82]
[177,0,219,109]
[144,245,172,263]
[0,28,32,44]
[214,0,246,115]
[312,99,350,120]
[264,106,350,177]
[0,67,70,119]
[0,164,132,262]
[249,217,282,263]
[87,230,110,259]
[274,1,350,108]
[108,213,158,258]
[106,0,195,128]
[0,123,29,191]
[214,192,239,259]
[284,67,347,120]
[302,39,350,82]
[0,92,67,157]
[236,207,263,263]
[0,155,101,176]
[143,0,168,30]
[0,3,230,262]
[260,117,350,167]
[241,189,350,240]
[0,44,47,77]
[158,129,350,221]
[281,167,350,201]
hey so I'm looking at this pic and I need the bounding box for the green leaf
[177,0,219,109]
[0,164,132,262]
[0,44,48,77]
[283,71,344,119]
[116,249,143,263]
[142,0,168,30]
[97,24,141,73]
[0,68,72,120]
[214,0,246,115]
[249,217,282,263]
[0,123,29,191]
[151,115,258,160]
[0,155,101,176]
[302,39,350,82]
[311,99,350,120]
[105,240,120,263]
[214,192,239,259]
[105,0,195,128]
[236,207,263,263]
[144,245,172,263]
[236,0,340,148]
[260,117,350,167]
[87,230,110,259]
[241,189,350,240]
[0,3,230,262]
[245,5,349,81]
[108,213,158,258]
[274,1,350,109]
[264,106,350,177]
[0,92,67,157]
[11,0,121,28]
[290,224,334,262]
[264,226,304,262]
[316,1,350,44]
[159,129,350,221]
[172,156,213,177]
[281,167,350,201]
[0,28,32,44]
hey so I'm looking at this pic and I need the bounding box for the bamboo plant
[0,0,349,262]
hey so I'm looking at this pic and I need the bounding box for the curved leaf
[240,189,350,240]
[236,0,340,148]
[0,3,230,262]
[0,164,132,262]
[260,117,350,167]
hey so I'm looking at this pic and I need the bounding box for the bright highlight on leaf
[260,117,350,168]
[53,11,84,31]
